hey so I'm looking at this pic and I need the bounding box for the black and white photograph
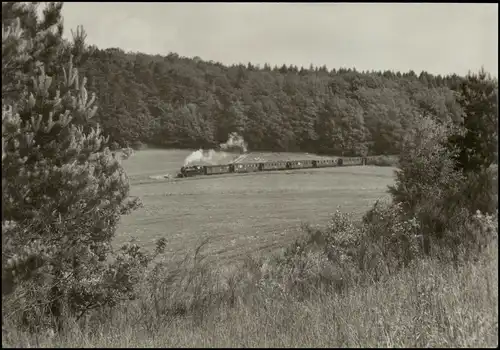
[2,2,498,347]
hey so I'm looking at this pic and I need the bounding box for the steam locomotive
[177,156,368,178]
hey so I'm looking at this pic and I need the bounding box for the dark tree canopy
[448,68,498,173]
[77,48,484,156]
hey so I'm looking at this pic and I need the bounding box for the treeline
[80,48,467,155]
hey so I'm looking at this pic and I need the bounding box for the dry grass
[4,241,497,348]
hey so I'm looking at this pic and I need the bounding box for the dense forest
[79,47,471,156]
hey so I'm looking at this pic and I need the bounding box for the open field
[117,149,396,265]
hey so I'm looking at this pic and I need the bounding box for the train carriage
[232,162,261,173]
[315,158,337,168]
[342,157,363,166]
[205,164,232,175]
[261,161,289,171]
[342,157,352,166]
[287,160,315,169]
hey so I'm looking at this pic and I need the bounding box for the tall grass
[3,238,497,348]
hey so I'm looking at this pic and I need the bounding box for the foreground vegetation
[2,3,498,348]
[4,240,497,347]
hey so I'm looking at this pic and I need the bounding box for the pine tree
[448,68,498,173]
[2,2,148,332]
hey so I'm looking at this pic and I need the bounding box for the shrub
[109,141,121,151]
[131,140,146,151]
[269,210,365,299]
[120,146,135,160]
[387,110,497,262]
[387,116,460,252]
[361,200,422,275]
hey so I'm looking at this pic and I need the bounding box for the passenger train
[177,156,368,178]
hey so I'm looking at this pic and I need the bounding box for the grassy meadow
[117,149,395,264]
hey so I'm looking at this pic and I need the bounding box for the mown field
[117,149,396,265]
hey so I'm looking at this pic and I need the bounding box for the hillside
[79,48,466,156]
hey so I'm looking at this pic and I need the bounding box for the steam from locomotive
[183,133,248,166]
[219,132,248,153]
[183,149,229,166]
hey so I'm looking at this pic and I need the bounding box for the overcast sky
[59,2,498,77]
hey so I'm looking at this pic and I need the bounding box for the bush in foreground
[388,115,497,261]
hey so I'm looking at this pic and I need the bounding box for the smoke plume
[183,133,248,166]
[219,132,248,153]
